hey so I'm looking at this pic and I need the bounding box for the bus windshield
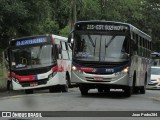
[11,45,56,69]
[73,33,129,62]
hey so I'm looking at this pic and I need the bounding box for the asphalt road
[0,88,160,120]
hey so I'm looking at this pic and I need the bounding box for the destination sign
[76,23,129,31]
[15,37,47,46]
[87,25,126,30]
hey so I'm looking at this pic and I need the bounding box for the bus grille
[20,78,48,87]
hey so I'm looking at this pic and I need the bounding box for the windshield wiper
[105,35,116,48]
[88,35,95,47]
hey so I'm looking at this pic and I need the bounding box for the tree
[0,0,52,49]
[139,0,160,51]
[0,0,159,52]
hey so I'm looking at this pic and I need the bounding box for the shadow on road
[79,90,136,99]
[0,90,24,98]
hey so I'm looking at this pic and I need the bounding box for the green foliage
[0,0,160,51]
[38,19,59,35]
[0,0,52,49]
[59,25,70,37]
[78,0,101,20]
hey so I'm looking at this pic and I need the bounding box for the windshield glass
[151,68,160,75]
[73,33,129,62]
[11,45,55,69]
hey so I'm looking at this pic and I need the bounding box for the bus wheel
[49,86,61,93]
[133,88,139,94]
[139,86,145,94]
[25,89,33,94]
[132,73,139,94]
[124,87,132,97]
[61,74,69,92]
[61,85,68,92]
[79,84,88,95]
[49,87,55,93]
[66,73,71,88]
[140,74,147,94]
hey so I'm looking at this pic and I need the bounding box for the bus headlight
[72,65,77,71]
[115,67,129,76]
[122,67,129,73]
[12,78,19,83]
[72,65,83,74]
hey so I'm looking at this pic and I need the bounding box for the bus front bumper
[71,70,130,86]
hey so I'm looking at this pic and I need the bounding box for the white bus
[68,21,152,97]
[8,34,72,94]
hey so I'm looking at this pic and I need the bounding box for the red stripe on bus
[52,64,58,72]
[11,72,35,82]
[79,67,96,72]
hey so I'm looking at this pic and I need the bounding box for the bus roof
[9,34,69,46]
[11,34,68,41]
[52,34,68,42]
[75,20,151,41]
[11,34,68,42]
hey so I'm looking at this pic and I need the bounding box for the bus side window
[57,44,62,59]
[122,37,129,54]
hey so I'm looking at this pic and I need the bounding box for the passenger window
[61,42,66,50]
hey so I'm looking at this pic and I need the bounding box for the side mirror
[68,29,74,43]
[68,34,72,43]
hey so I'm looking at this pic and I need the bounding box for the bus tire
[132,72,139,94]
[25,89,33,94]
[61,85,68,92]
[79,84,88,95]
[124,87,132,97]
[140,73,147,94]
[139,86,145,94]
[49,87,55,93]
[66,73,71,88]
[49,86,61,93]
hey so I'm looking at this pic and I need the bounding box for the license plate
[94,77,103,81]
[30,82,38,87]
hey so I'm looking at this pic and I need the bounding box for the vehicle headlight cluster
[71,65,83,74]
[115,67,129,76]
[12,77,19,83]
[156,78,160,82]
[48,71,57,80]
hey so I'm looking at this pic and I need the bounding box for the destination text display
[16,37,47,46]
[76,24,129,31]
